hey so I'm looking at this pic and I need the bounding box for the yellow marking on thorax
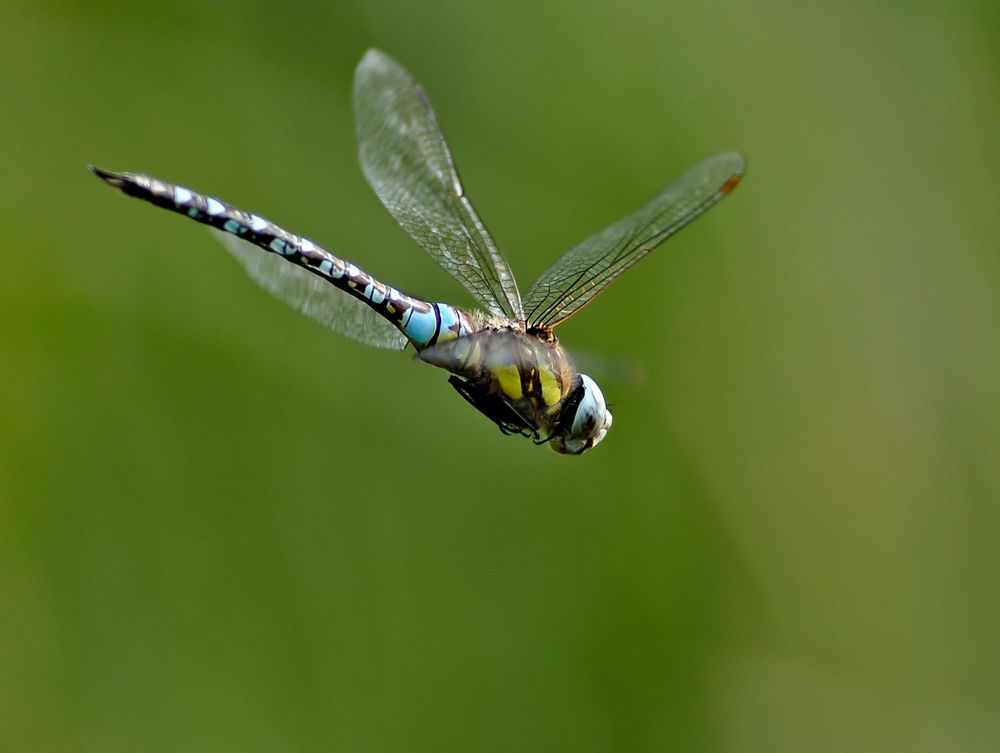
[493,365,524,400]
[467,341,482,368]
[450,338,482,369]
[537,364,563,407]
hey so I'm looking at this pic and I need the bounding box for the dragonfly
[92,49,744,455]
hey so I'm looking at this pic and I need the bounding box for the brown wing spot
[720,173,743,196]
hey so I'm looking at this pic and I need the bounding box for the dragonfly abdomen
[90,167,476,349]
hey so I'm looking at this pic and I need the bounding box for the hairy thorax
[418,324,577,435]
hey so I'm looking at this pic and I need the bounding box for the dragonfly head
[550,373,613,455]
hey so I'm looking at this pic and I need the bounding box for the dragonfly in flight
[92,49,744,455]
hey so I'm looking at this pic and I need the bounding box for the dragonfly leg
[446,376,539,439]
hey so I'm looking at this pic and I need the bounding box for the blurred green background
[2,1,997,751]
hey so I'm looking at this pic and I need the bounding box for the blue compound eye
[573,374,606,436]
[551,374,613,455]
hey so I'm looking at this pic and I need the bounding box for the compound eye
[572,374,607,439]
[550,374,613,455]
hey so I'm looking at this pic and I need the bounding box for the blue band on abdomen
[403,307,440,347]
[436,304,470,342]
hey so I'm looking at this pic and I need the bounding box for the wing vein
[354,50,524,321]
[524,153,746,328]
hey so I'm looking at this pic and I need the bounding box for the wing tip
[357,48,396,77]
[716,152,747,195]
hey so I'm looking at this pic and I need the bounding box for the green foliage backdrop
[1,1,997,751]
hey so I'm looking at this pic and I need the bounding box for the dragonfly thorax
[419,326,600,447]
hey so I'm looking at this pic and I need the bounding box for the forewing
[353,49,523,321]
[523,152,745,328]
[212,229,407,350]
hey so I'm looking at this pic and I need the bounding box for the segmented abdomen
[91,167,475,349]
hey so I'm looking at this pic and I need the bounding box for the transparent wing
[353,49,524,321]
[523,152,746,328]
[212,230,408,350]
